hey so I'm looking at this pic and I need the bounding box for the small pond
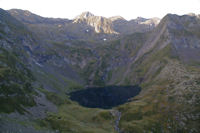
[69,85,141,109]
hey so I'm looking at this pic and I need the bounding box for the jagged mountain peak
[75,11,95,19]
[73,11,102,23]
[73,11,118,34]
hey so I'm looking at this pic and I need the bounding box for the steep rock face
[73,11,117,34]
[166,14,200,63]
[133,15,170,62]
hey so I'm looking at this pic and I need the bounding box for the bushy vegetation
[0,48,36,113]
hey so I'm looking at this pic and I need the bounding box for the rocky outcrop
[73,11,118,34]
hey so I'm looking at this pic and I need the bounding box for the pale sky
[0,0,200,20]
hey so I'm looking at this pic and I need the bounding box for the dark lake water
[69,85,141,109]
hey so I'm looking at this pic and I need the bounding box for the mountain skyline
[3,8,200,21]
[1,0,200,20]
[8,9,160,36]
[7,9,161,21]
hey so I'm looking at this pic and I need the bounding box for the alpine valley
[0,8,200,133]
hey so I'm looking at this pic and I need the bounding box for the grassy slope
[0,48,36,113]
[36,87,115,133]
[116,44,200,133]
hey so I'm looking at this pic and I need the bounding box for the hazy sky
[0,0,200,20]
